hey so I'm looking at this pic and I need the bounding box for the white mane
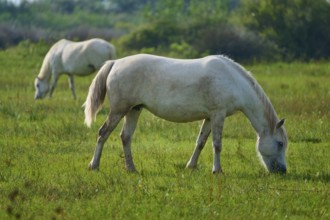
[37,52,52,81]
[220,55,278,132]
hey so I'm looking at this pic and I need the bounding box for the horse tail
[83,61,115,127]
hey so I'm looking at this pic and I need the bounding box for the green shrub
[118,18,279,61]
[119,20,183,51]
[185,20,279,62]
[241,0,330,60]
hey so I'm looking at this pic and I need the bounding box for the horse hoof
[127,169,138,174]
[212,168,223,175]
[125,164,138,173]
[126,167,137,173]
[88,163,99,171]
[186,162,197,169]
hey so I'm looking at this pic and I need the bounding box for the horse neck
[241,78,278,136]
[37,55,52,81]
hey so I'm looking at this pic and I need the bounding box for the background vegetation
[1,0,330,62]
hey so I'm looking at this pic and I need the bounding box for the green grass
[0,43,329,219]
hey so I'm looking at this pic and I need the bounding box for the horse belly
[143,94,211,123]
[148,106,208,122]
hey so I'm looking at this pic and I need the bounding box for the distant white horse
[34,38,116,99]
[83,54,288,174]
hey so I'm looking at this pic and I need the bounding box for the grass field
[0,43,329,219]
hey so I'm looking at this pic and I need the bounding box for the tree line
[1,0,330,62]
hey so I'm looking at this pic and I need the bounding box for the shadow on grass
[285,172,330,183]
[211,168,330,184]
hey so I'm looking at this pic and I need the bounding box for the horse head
[257,119,288,174]
[34,77,49,99]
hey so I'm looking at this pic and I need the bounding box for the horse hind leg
[186,119,211,169]
[210,113,225,174]
[120,108,142,172]
[89,112,124,170]
[68,75,77,99]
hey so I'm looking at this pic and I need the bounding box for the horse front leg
[186,119,211,169]
[120,108,141,172]
[49,73,59,98]
[211,113,225,174]
[89,112,124,170]
[68,75,77,99]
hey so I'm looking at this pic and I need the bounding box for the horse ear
[276,118,285,129]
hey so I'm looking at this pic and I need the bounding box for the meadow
[0,43,329,219]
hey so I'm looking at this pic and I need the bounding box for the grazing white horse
[34,38,116,99]
[83,54,288,174]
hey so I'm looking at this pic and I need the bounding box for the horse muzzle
[34,92,46,100]
[270,161,287,174]
[34,94,41,100]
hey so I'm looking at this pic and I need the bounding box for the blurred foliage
[241,0,330,60]
[0,0,330,62]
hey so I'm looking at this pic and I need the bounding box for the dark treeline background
[1,0,330,62]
